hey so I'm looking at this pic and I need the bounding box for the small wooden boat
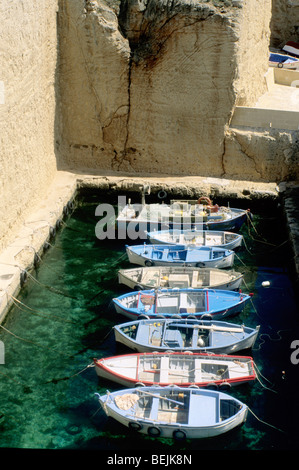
[126,244,235,268]
[146,229,243,250]
[113,318,260,354]
[93,351,256,389]
[96,385,248,439]
[118,266,244,291]
[269,52,299,69]
[117,197,252,236]
[113,288,252,321]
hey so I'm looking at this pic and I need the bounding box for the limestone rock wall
[224,128,299,182]
[0,0,59,252]
[58,0,131,170]
[270,0,299,47]
[233,0,271,106]
[58,0,274,179]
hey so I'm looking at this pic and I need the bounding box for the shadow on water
[0,192,298,455]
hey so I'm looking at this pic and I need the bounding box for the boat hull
[117,204,250,237]
[113,288,251,321]
[146,230,243,250]
[126,245,235,268]
[113,319,260,355]
[118,266,244,291]
[98,386,248,439]
[93,352,256,389]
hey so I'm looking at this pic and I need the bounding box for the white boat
[93,351,256,389]
[96,386,248,439]
[125,244,235,268]
[117,197,252,237]
[118,266,244,291]
[269,52,299,69]
[113,318,260,355]
[146,229,243,250]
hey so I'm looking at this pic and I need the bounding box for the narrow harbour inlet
[0,191,298,451]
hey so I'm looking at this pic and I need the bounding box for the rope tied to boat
[4,291,77,324]
[247,406,286,434]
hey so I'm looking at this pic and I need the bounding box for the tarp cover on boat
[115,394,139,410]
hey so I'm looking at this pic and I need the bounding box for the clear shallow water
[0,193,299,454]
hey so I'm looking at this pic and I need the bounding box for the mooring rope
[6,292,78,324]
[0,324,70,357]
[87,252,127,304]
[252,362,277,393]
[253,329,292,352]
[247,406,286,434]
[25,269,81,301]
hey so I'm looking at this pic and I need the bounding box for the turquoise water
[0,192,298,454]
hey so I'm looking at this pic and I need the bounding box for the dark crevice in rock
[117,0,218,66]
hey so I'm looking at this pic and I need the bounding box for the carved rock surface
[57,0,299,183]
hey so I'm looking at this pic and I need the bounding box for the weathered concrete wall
[0,0,59,252]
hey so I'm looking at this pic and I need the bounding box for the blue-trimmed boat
[146,229,243,250]
[112,288,252,321]
[113,318,260,354]
[126,244,235,268]
[96,386,248,439]
[117,198,252,236]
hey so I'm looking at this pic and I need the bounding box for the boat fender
[43,241,50,251]
[188,384,199,389]
[187,315,197,320]
[49,226,56,238]
[136,382,145,387]
[33,252,40,268]
[134,285,143,291]
[56,218,62,230]
[20,270,28,287]
[196,262,205,268]
[157,190,167,200]
[67,200,74,211]
[173,429,186,441]
[206,383,218,390]
[148,426,161,437]
[137,314,150,320]
[145,260,154,267]
[201,314,212,321]
[219,382,231,391]
[129,422,142,431]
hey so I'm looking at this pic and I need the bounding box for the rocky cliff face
[58,0,299,182]
[0,0,59,252]
[58,0,271,178]
[271,0,299,47]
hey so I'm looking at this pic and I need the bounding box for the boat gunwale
[93,352,256,387]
